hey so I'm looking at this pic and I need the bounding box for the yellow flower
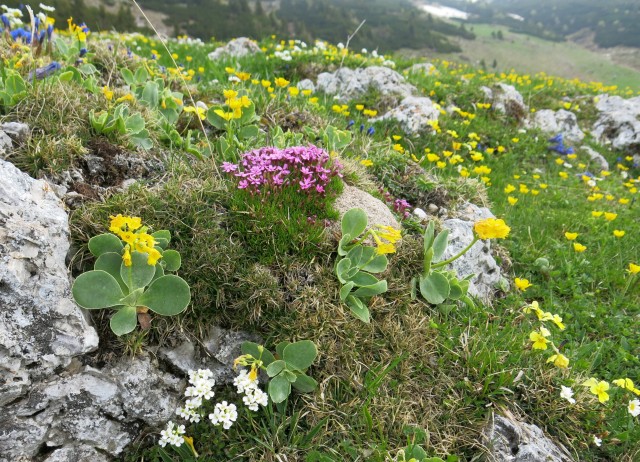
[214,109,234,121]
[223,89,238,100]
[539,183,548,189]
[147,248,162,266]
[102,86,114,101]
[224,66,235,73]
[235,71,250,81]
[363,109,378,117]
[551,314,565,330]
[355,104,364,111]
[436,161,447,169]
[274,77,290,87]
[474,218,511,239]
[573,243,586,252]
[530,327,551,350]
[122,245,132,267]
[514,278,532,291]
[613,378,636,391]
[504,184,516,194]
[507,196,518,205]
[392,144,405,153]
[628,263,640,274]
[261,79,271,88]
[288,86,300,96]
[376,225,402,244]
[564,232,578,241]
[116,94,135,103]
[619,198,630,205]
[559,172,569,179]
[392,135,402,141]
[604,212,617,221]
[523,300,543,317]
[591,210,603,218]
[547,353,569,368]
[613,230,625,238]
[360,159,373,167]
[583,378,610,403]
[249,364,258,381]
[375,243,396,255]
[427,153,440,162]
[183,105,206,120]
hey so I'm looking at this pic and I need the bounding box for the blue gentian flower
[28,61,61,80]
[1,14,10,29]
[346,120,355,129]
[79,48,88,57]
[548,133,563,143]
[366,127,375,136]
[46,24,53,40]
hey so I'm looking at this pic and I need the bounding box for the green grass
[2,25,639,462]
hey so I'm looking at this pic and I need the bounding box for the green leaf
[88,233,123,257]
[361,254,388,273]
[346,245,363,266]
[134,66,149,85]
[349,272,379,287]
[151,230,171,249]
[119,288,143,306]
[432,229,449,261]
[110,306,138,336]
[283,340,317,371]
[291,373,318,393]
[138,275,191,315]
[404,445,429,461]
[423,247,434,275]
[120,251,156,290]
[268,375,291,403]
[130,129,153,150]
[140,81,159,107]
[206,108,228,130]
[238,101,257,125]
[242,342,276,366]
[162,250,181,272]
[448,281,464,300]
[238,124,259,140]
[424,222,435,251]
[266,360,287,377]
[95,252,127,292]
[275,341,290,359]
[125,114,145,134]
[419,272,451,305]
[151,264,164,283]
[340,281,355,301]
[72,270,125,309]
[341,208,367,240]
[335,258,352,284]
[461,295,475,309]
[337,234,353,256]
[346,295,370,323]
[282,369,298,383]
[121,68,135,86]
[353,280,387,297]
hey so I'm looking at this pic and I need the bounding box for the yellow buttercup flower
[573,243,587,252]
[604,212,617,221]
[613,230,625,238]
[547,353,569,368]
[274,77,290,87]
[507,196,518,205]
[628,263,640,274]
[583,378,610,403]
[360,159,373,167]
[564,232,578,241]
[514,278,532,291]
[474,218,511,239]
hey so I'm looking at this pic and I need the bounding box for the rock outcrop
[316,66,415,102]
[592,94,640,151]
[482,84,527,120]
[334,184,400,231]
[484,413,575,462]
[208,37,262,60]
[527,109,585,143]
[441,203,504,302]
[372,96,439,135]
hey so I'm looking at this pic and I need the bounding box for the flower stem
[432,236,479,268]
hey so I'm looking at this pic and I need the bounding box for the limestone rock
[441,203,503,302]
[372,96,439,135]
[316,66,415,103]
[333,184,400,231]
[484,413,575,462]
[580,146,609,171]
[407,62,437,75]
[0,159,99,406]
[527,109,584,143]
[0,122,30,142]
[592,94,640,150]
[43,445,110,462]
[208,37,262,60]
[297,79,316,92]
[0,130,12,158]
[485,83,527,119]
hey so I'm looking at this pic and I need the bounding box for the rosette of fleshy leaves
[72,215,190,336]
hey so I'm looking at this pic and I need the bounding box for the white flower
[560,386,576,404]
[176,402,201,423]
[628,399,640,417]
[159,421,185,448]
[233,369,259,394]
[361,48,367,54]
[593,435,602,447]
[209,401,238,429]
[39,3,55,12]
[337,42,345,49]
[228,75,241,83]
[242,386,269,411]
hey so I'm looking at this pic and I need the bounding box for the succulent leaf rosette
[72,215,191,336]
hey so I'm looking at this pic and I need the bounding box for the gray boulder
[484,413,575,462]
[208,37,262,60]
[333,183,400,231]
[297,79,316,93]
[0,130,11,159]
[482,84,527,119]
[407,62,437,75]
[0,159,99,406]
[1,122,30,142]
[580,146,609,172]
[441,203,503,302]
[592,94,640,150]
[316,66,416,102]
[372,96,439,135]
[527,109,584,143]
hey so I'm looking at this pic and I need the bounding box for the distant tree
[492,58,497,68]
[496,30,504,40]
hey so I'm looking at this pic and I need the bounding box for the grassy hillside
[1,5,639,462]
[421,24,640,92]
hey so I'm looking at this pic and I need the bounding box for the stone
[0,357,182,460]
[413,208,428,220]
[333,183,400,231]
[0,159,99,407]
[591,94,640,150]
[407,62,437,75]
[580,146,609,171]
[297,79,316,92]
[484,413,575,462]
[488,83,527,119]
[526,109,585,143]
[208,37,262,60]
[159,340,199,375]
[43,445,110,462]
[372,96,439,135]
[440,203,503,302]
[316,66,416,103]
[0,122,30,142]
[0,130,12,159]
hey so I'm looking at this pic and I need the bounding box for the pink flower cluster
[222,145,343,195]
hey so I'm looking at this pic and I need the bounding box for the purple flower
[221,162,238,172]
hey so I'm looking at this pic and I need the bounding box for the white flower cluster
[176,369,216,423]
[233,368,269,411]
[158,421,185,448]
[209,401,238,429]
